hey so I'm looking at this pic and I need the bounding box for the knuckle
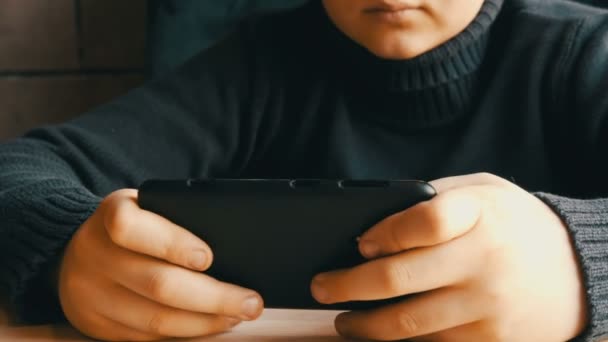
[386,215,407,250]
[482,284,511,315]
[104,200,135,246]
[475,172,509,187]
[146,270,175,303]
[474,270,512,318]
[203,284,232,315]
[162,235,201,269]
[381,262,412,294]
[216,300,233,316]
[483,244,511,273]
[146,311,171,336]
[155,236,175,262]
[418,202,450,242]
[394,311,422,336]
[486,321,511,342]
[476,172,499,182]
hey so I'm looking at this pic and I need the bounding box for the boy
[1,0,607,341]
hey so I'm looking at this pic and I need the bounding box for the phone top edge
[139,179,436,197]
[140,178,432,187]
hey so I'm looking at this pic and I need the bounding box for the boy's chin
[361,35,437,61]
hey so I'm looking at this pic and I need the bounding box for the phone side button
[289,179,322,189]
[338,180,390,188]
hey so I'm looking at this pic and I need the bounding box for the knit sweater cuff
[535,193,608,342]
[0,186,101,324]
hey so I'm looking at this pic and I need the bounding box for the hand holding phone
[58,189,262,341]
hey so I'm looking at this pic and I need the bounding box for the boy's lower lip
[365,8,420,24]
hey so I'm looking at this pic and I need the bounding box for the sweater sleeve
[536,14,608,342]
[536,194,608,342]
[0,26,267,324]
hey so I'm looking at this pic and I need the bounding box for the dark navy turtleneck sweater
[1,0,607,340]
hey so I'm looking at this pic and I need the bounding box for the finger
[429,173,511,193]
[335,287,482,341]
[64,296,161,341]
[409,321,486,342]
[102,189,214,271]
[358,188,481,259]
[111,250,264,321]
[96,282,241,338]
[85,314,163,342]
[312,238,474,304]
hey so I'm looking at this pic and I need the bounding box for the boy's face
[322,0,485,60]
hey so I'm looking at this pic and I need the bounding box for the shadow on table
[0,325,353,342]
[0,308,353,341]
[180,336,351,342]
[0,325,87,341]
[217,338,349,342]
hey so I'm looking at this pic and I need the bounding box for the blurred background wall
[0,0,147,141]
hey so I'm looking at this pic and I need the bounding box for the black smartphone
[138,179,436,310]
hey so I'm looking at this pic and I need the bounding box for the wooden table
[0,308,351,341]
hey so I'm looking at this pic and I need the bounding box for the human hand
[312,173,588,341]
[58,189,264,341]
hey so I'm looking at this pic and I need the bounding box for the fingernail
[311,277,329,303]
[241,296,262,320]
[189,250,207,270]
[360,241,380,259]
[226,317,241,327]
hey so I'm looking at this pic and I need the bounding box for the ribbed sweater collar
[317,0,505,128]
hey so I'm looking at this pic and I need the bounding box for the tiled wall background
[0,0,147,141]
